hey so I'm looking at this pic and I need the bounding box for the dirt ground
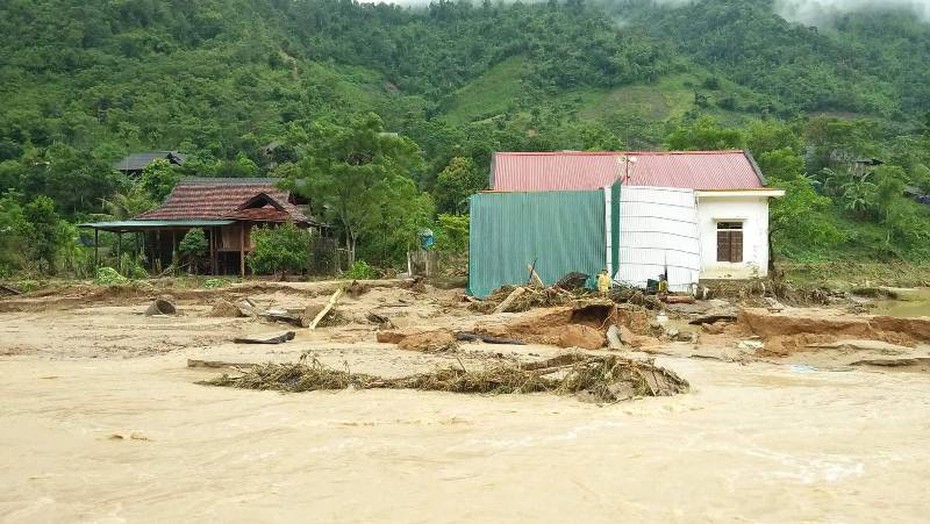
[2,280,930,522]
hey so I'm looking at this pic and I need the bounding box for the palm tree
[101,186,156,220]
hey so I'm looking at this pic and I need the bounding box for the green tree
[435,214,470,255]
[666,116,744,151]
[434,156,484,214]
[102,185,156,220]
[0,192,28,274]
[23,195,60,273]
[247,223,311,278]
[290,113,427,265]
[178,228,208,274]
[140,158,180,203]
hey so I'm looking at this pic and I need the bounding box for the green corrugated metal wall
[467,189,609,298]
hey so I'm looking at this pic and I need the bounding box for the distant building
[113,151,186,178]
[468,150,784,296]
[82,178,321,276]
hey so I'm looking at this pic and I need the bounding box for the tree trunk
[349,235,357,267]
[768,228,777,276]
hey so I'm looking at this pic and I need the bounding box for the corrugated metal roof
[137,178,311,223]
[113,151,185,171]
[492,150,764,191]
[468,189,609,298]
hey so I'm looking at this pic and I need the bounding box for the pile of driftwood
[199,353,690,403]
[472,285,582,314]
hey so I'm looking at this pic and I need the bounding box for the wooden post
[239,223,246,278]
[116,232,122,260]
[308,289,343,330]
[94,229,99,267]
[209,228,215,275]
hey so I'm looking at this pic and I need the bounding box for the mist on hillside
[774,0,930,24]
[390,0,930,26]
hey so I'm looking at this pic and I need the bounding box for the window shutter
[731,231,743,262]
[717,231,730,262]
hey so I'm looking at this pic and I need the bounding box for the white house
[489,150,784,288]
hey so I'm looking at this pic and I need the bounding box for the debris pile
[200,354,690,403]
[470,285,581,314]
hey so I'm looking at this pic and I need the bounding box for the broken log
[187,359,257,369]
[688,314,737,326]
[233,331,296,345]
[263,309,303,327]
[0,284,22,296]
[308,288,344,330]
[456,332,526,345]
[664,295,696,304]
[492,286,526,314]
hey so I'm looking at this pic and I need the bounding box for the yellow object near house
[596,271,611,295]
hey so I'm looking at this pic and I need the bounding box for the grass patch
[781,261,930,290]
[441,56,527,124]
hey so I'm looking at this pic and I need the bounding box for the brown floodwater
[3,351,930,522]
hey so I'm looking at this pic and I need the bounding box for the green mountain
[2,0,930,270]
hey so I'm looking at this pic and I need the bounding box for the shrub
[178,228,208,273]
[247,222,311,278]
[345,260,377,280]
[203,278,231,289]
[94,266,129,285]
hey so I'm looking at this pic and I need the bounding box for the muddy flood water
[2,287,930,522]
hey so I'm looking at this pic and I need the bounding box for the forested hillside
[1,0,930,276]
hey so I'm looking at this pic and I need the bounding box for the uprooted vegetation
[469,285,582,313]
[199,353,690,403]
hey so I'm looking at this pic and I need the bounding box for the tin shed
[467,185,620,298]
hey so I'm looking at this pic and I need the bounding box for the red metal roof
[136,179,310,223]
[491,150,765,191]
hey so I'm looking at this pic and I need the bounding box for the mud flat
[2,282,930,522]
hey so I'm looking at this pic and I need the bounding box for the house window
[716,221,743,263]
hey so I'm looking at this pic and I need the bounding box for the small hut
[81,178,321,276]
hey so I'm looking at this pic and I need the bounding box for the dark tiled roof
[114,151,186,172]
[136,178,311,224]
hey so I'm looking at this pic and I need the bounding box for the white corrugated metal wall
[614,186,701,292]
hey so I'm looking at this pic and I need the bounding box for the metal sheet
[615,186,701,292]
[468,190,608,298]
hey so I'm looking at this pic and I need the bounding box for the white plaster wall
[696,196,770,279]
